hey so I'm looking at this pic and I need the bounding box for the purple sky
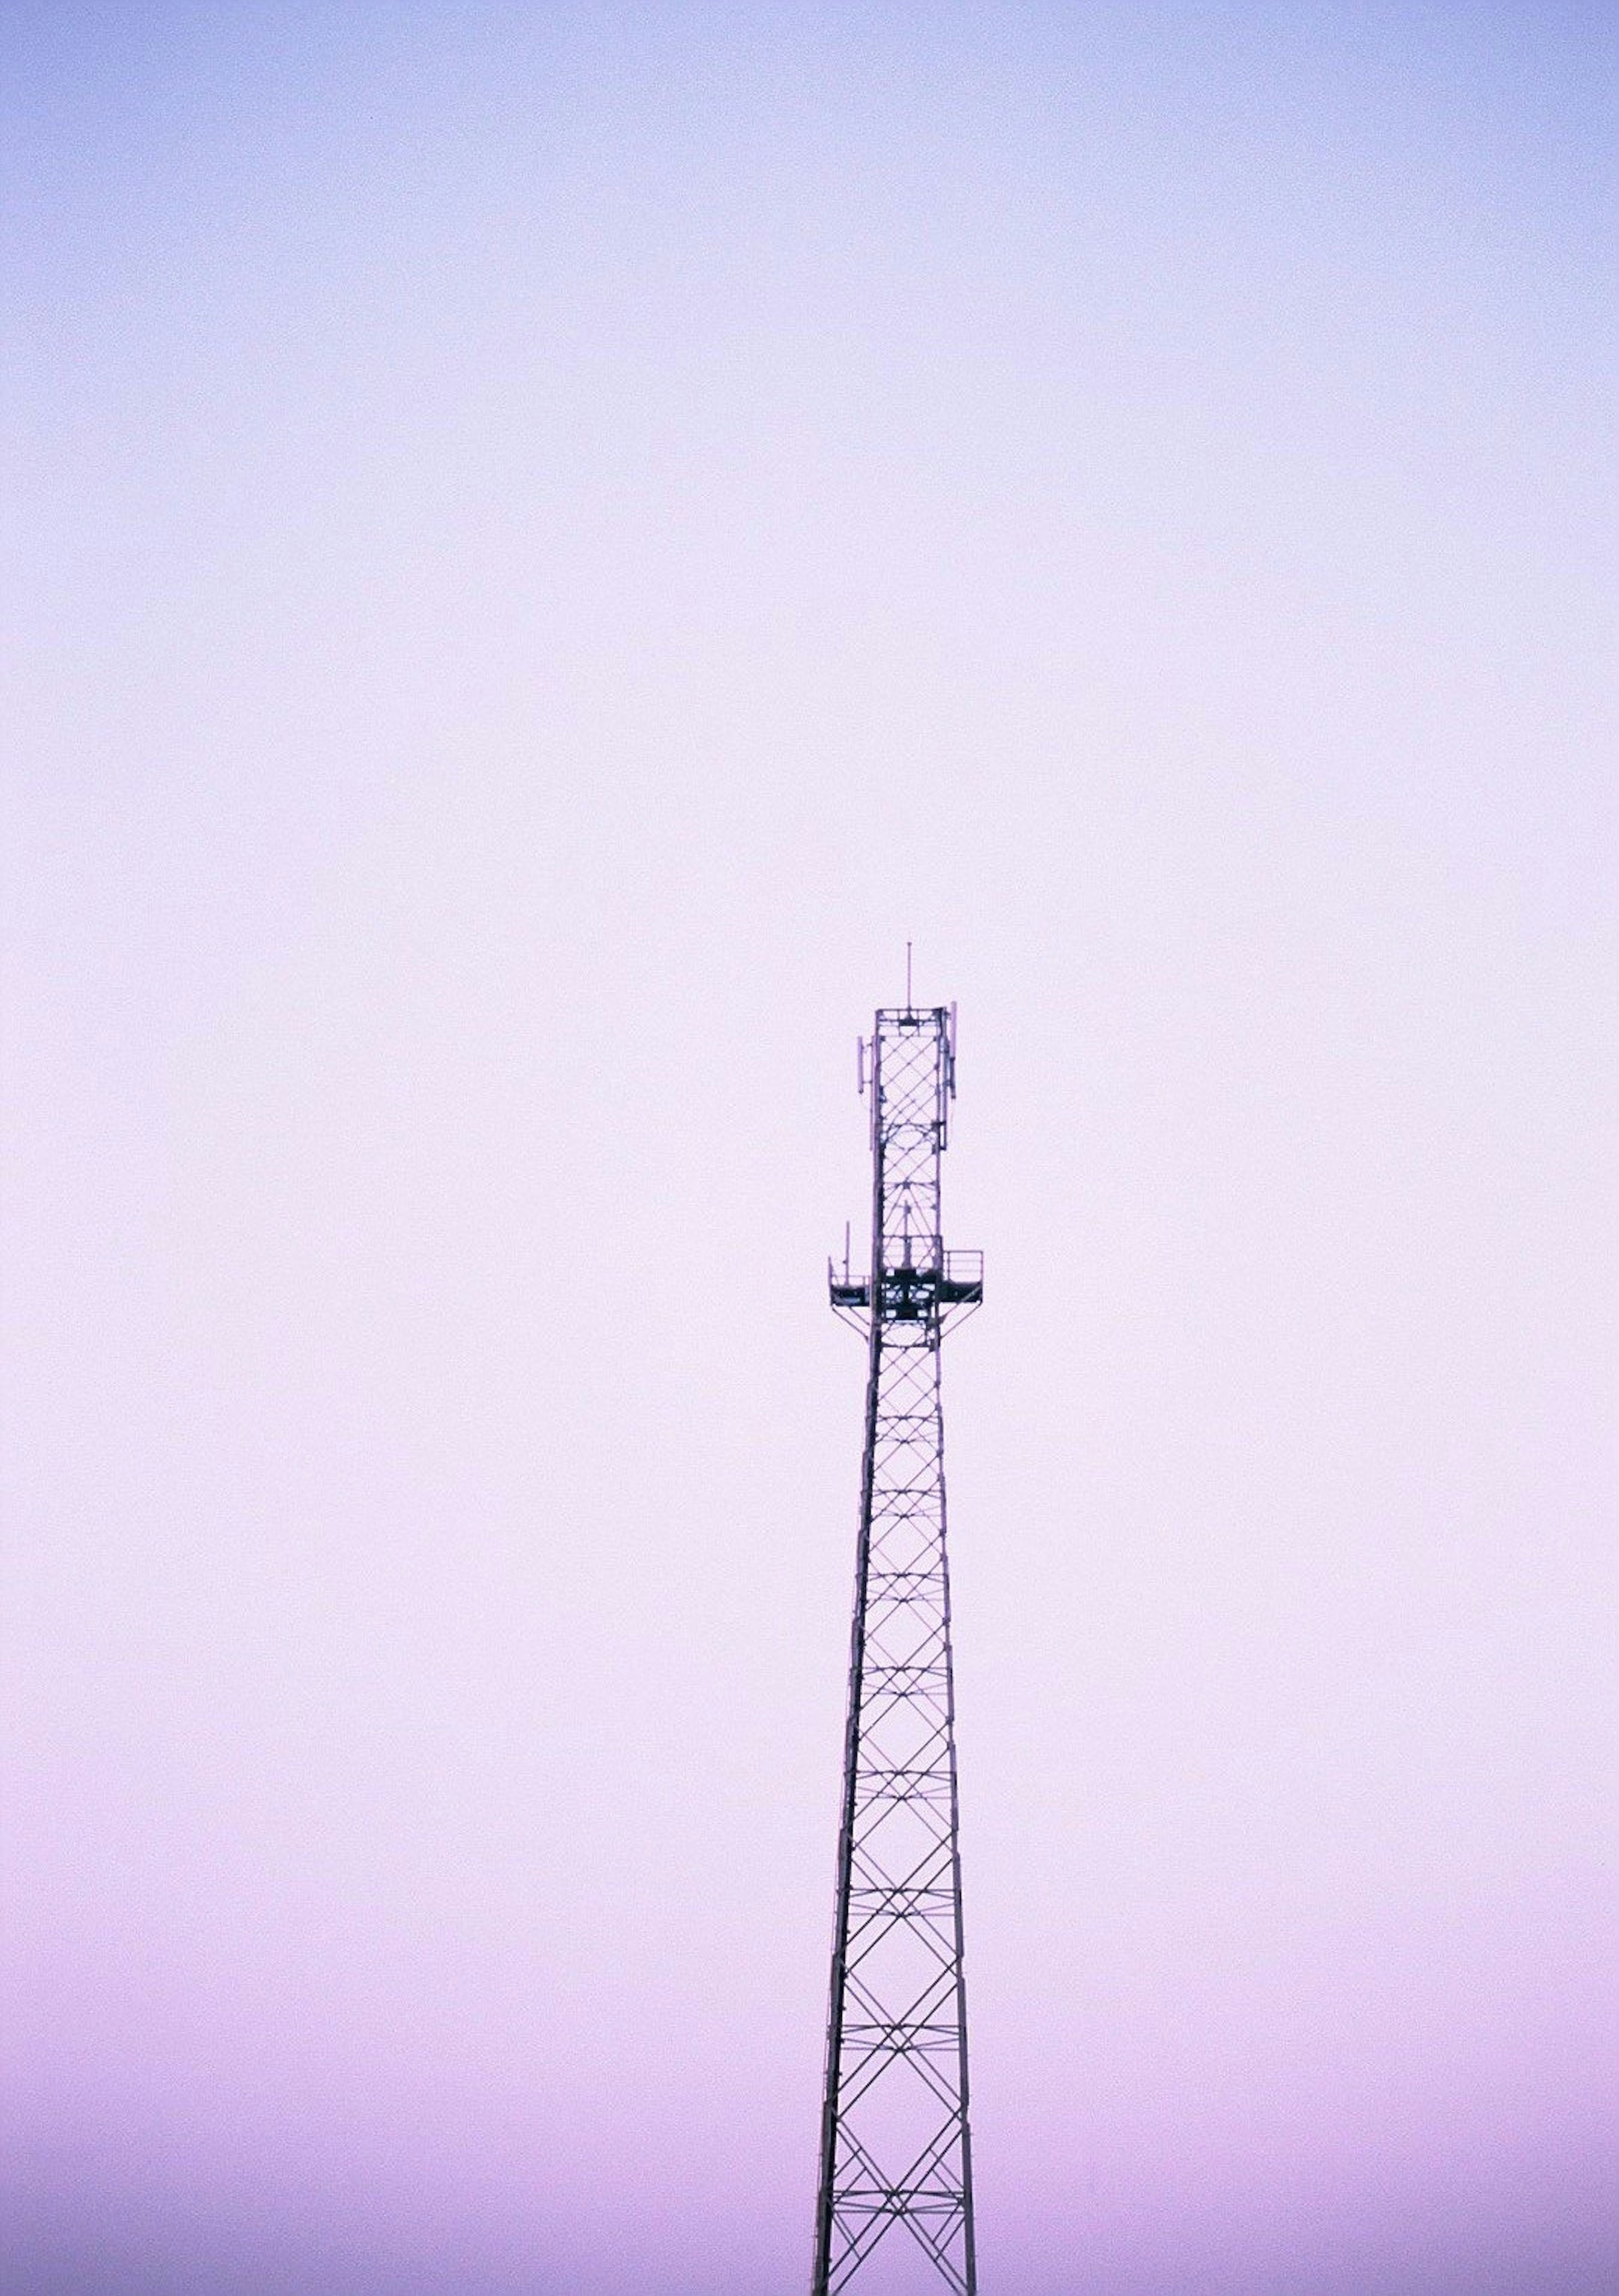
[3,4,1615,2291]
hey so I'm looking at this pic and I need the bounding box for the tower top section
[829,1001,983,1336]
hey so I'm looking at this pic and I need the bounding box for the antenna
[906,941,913,1009]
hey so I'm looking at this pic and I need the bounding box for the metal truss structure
[813,998,983,2296]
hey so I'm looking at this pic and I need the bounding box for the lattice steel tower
[814,993,983,2296]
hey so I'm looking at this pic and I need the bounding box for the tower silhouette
[813,994,982,2295]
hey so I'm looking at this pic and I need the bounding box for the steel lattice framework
[814,999,983,2296]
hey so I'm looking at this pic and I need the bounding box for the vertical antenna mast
[815,997,985,2294]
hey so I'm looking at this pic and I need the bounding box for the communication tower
[813,990,983,2295]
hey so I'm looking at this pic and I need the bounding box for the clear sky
[3,4,1615,2292]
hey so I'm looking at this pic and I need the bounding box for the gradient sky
[3,5,1616,2291]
